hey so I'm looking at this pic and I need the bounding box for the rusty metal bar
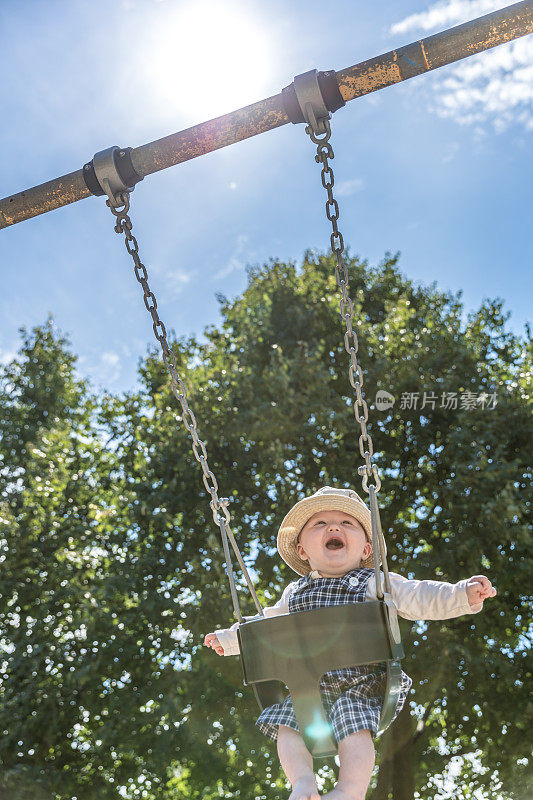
[336,0,533,99]
[1,1,532,229]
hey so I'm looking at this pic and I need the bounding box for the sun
[144,1,273,123]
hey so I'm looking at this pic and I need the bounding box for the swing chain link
[306,118,381,495]
[105,190,231,528]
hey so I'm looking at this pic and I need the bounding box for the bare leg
[277,725,321,800]
[322,730,375,800]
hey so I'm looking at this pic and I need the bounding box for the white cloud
[99,351,121,384]
[435,38,533,131]
[213,234,250,280]
[101,351,120,369]
[165,268,194,296]
[441,141,460,162]
[390,0,502,35]
[390,1,533,132]
[335,178,365,197]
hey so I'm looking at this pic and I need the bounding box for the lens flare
[144,1,273,123]
[305,709,333,741]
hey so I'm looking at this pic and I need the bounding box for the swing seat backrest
[238,601,404,758]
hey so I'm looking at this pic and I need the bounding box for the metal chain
[105,191,231,528]
[105,191,264,620]
[306,118,381,495]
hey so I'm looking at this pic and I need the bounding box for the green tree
[1,251,531,800]
[186,252,532,800]
[0,319,156,798]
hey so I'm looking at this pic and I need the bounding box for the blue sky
[1,0,531,395]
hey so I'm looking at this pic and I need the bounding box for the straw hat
[277,486,378,576]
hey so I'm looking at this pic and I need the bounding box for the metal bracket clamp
[82,146,143,206]
[295,69,330,136]
[282,69,345,136]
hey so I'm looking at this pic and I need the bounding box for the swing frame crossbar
[1,0,532,228]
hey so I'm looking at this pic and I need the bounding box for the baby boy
[205,486,496,800]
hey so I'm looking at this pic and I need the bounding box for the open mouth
[325,536,345,551]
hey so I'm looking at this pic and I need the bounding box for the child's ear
[296,542,309,562]
[363,540,372,559]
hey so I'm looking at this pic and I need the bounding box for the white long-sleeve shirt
[215,572,482,657]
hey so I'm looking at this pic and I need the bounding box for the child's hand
[466,575,497,608]
[204,632,224,656]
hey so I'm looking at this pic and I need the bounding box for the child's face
[296,509,372,577]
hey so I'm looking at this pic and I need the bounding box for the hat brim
[277,492,380,576]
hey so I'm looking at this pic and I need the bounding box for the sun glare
[146,1,273,123]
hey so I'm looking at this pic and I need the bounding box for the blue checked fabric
[255,567,412,744]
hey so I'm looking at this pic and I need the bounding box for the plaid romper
[255,567,412,744]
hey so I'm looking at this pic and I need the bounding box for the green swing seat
[238,596,404,758]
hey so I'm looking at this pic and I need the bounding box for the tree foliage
[0,253,531,800]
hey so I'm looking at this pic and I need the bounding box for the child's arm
[204,581,296,657]
[366,572,496,620]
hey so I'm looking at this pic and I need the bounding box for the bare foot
[288,775,321,800]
